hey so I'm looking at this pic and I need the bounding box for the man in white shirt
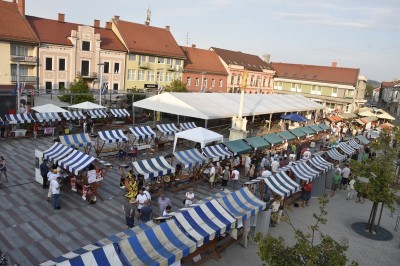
[136,187,149,216]
[244,155,251,178]
[231,167,240,190]
[209,164,216,189]
[47,169,59,203]
[50,177,61,210]
[341,164,351,190]
[261,168,272,178]
[271,158,280,173]
[303,148,312,159]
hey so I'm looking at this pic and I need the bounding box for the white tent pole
[173,134,178,152]
[205,120,208,128]
[268,113,272,131]
[238,89,245,118]
[177,115,180,124]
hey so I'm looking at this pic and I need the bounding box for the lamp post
[97,63,104,106]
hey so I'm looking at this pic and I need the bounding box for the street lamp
[97,63,104,106]
[13,56,25,113]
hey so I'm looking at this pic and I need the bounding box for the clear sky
[26,0,400,82]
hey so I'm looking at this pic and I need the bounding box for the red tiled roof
[211,47,273,72]
[381,80,400,88]
[112,19,185,58]
[0,1,37,43]
[26,16,126,51]
[271,62,359,86]
[180,46,228,75]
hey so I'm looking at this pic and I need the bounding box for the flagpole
[17,61,20,114]
[98,63,104,106]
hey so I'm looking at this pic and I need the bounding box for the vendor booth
[356,135,370,145]
[59,133,93,153]
[309,124,324,133]
[180,122,197,130]
[309,155,333,196]
[5,113,35,124]
[94,129,128,157]
[62,111,85,121]
[157,123,180,136]
[223,139,252,156]
[277,130,297,141]
[290,162,320,182]
[262,171,300,199]
[290,128,307,139]
[87,109,108,119]
[262,133,284,146]
[299,126,317,136]
[245,136,270,150]
[173,127,223,152]
[110,108,130,118]
[34,112,61,123]
[338,142,356,156]
[326,148,347,162]
[202,144,233,162]
[347,139,363,150]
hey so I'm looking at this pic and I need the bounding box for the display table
[12,129,27,137]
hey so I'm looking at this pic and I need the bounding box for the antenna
[145,8,151,26]
[185,32,190,46]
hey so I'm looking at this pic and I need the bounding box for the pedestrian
[0,124,5,138]
[221,165,230,190]
[47,169,59,203]
[0,249,8,266]
[157,193,171,216]
[331,169,341,197]
[139,200,153,223]
[122,198,135,228]
[270,195,282,227]
[0,156,8,184]
[33,122,38,140]
[50,176,61,210]
[303,148,311,159]
[136,187,149,216]
[301,181,313,207]
[209,163,215,189]
[163,205,172,216]
[231,167,240,190]
[341,164,351,190]
[40,159,49,189]
[347,177,356,200]
[249,164,256,180]
[244,154,251,178]
[184,187,195,206]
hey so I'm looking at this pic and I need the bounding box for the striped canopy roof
[59,133,92,148]
[129,126,156,139]
[173,199,236,247]
[173,148,208,168]
[348,139,363,150]
[58,149,96,175]
[35,112,61,123]
[5,113,35,124]
[110,108,130,118]
[157,123,180,135]
[180,122,197,130]
[98,130,128,143]
[42,142,74,163]
[62,111,85,120]
[202,144,233,161]
[326,148,347,162]
[87,109,108,119]
[291,162,320,181]
[132,156,175,179]
[263,172,300,198]
[338,142,356,155]
[118,219,196,266]
[309,155,333,172]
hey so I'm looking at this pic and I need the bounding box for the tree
[163,79,188,92]
[58,75,95,104]
[255,196,357,266]
[350,128,400,233]
[364,83,374,99]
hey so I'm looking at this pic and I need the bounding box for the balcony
[10,55,37,63]
[11,75,37,83]
[139,62,150,69]
[167,65,175,71]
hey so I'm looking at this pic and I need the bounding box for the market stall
[326,148,347,162]
[62,111,85,121]
[308,124,324,133]
[309,155,333,196]
[317,123,331,131]
[87,109,108,119]
[262,171,300,198]
[109,108,130,118]
[156,123,180,146]
[262,133,284,146]
[290,128,307,139]
[338,142,356,156]
[347,139,363,150]
[223,139,252,156]
[129,126,156,145]
[277,130,297,142]
[202,144,233,162]
[173,127,223,152]
[290,162,320,182]
[356,135,370,145]
[180,121,197,130]
[299,126,317,137]
[244,136,270,151]
[59,133,93,153]
[94,129,128,157]
[5,113,35,124]
[42,142,74,163]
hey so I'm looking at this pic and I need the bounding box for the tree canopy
[364,83,374,99]
[163,79,188,92]
[58,76,95,104]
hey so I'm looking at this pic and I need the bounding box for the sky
[25,0,400,82]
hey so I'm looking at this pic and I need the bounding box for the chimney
[263,53,271,63]
[105,22,112,29]
[17,0,25,15]
[94,19,100,28]
[114,15,120,21]
[332,61,337,67]
[58,13,65,23]
[192,44,196,48]
[165,25,170,31]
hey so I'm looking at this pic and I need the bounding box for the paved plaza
[0,136,399,265]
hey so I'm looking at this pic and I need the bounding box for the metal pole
[205,119,208,128]
[17,61,20,113]
[132,93,135,125]
[98,64,103,106]
[268,113,272,131]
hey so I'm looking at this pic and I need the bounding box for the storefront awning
[110,108,130,118]
[326,148,347,162]
[262,133,284,146]
[291,162,320,181]
[262,172,300,198]
[348,139,363,150]
[356,135,370,145]
[318,123,330,131]
[277,130,297,141]
[223,139,253,155]
[98,130,128,143]
[58,149,96,175]
[339,113,357,119]
[132,156,175,179]
[308,124,324,133]
[87,109,108,119]
[35,112,62,123]
[129,126,156,139]
[299,126,316,136]
[202,144,233,161]
[174,148,208,168]
[59,133,93,148]
[245,136,270,149]
[5,113,35,124]
[180,122,197,130]
[338,142,356,155]
[326,115,342,123]
[42,143,74,163]
[62,111,85,120]
[309,156,333,172]
[157,123,180,135]
[290,128,307,138]
[361,116,378,123]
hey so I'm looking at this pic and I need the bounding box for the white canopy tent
[69,101,106,110]
[173,127,223,152]
[31,104,68,113]
[133,92,324,120]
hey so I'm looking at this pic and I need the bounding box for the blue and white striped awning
[173,199,236,247]
[338,142,356,155]
[110,108,130,118]
[42,143,74,163]
[98,130,128,143]
[202,144,233,162]
[5,113,35,124]
[196,190,232,205]
[59,133,92,148]
[129,126,156,139]
[309,155,333,172]
[88,109,108,119]
[348,139,363,150]
[326,148,347,162]
[180,122,197,131]
[35,112,62,122]
[277,164,293,172]
[132,156,175,179]
[263,172,300,198]
[216,187,266,226]
[118,219,196,266]
[157,123,180,135]
[58,149,96,175]
[173,148,208,168]
[62,111,85,120]
[291,162,320,181]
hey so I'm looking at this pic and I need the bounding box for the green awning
[299,126,316,135]
[262,133,284,146]
[318,123,331,131]
[245,136,270,149]
[356,135,370,145]
[223,139,252,155]
[290,128,307,138]
[308,124,324,133]
[277,131,296,141]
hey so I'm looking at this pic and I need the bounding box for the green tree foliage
[126,88,146,103]
[350,128,400,233]
[58,75,95,104]
[364,83,374,99]
[163,79,188,92]
[255,196,357,266]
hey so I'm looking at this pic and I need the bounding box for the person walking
[301,181,313,207]
[0,156,8,184]
[157,193,171,216]
[40,159,49,189]
[136,187,149,217]
[209,163,216,189]
[231,167,240,190]
[122,198,135,228]
[184,187,195,206]
[244,155,251,178]
[331,169,342,197]
[50,176,61,210]
[139,200,153,223]
[221,165,230,190]
[341,164,351,190]
[347,177,356,200]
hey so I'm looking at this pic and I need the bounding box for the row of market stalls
[327,107,395,128]
[40,187,266,266]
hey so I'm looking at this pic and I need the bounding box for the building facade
[211,47,275,93]
[379,80,400,116]
[111,17,186,91]
[181,45,228,93]
[271,62,367,113]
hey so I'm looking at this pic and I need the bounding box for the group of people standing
[39,159,62,210]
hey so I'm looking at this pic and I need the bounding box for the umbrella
[280,113,309,122]
[68,101,105,110]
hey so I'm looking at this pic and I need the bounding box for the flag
[19,82,25,95]
[200,83,206,93]
[101,83,108,94]
[241,69,248,89]
[157,86,164,94]
[13,82,18,96]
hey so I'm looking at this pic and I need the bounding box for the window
[274,81,282,90]
[11,45,28,56]
[11,65,28,76]
[147,70,155,81]
[345,89,354,97]
[103,62,109,73]
[165,58,172,65]
[157,71,164,82]
[45,81,52,94]
[211,79,215,87]
[158,57,165,64]
[58,82,65,90]
[114,62,120,73]
[186,77,191,86]
[195,78,199,86]
[231,75,235,85]
[148,56,156,63]
[263,78,266,87]
[127,69,135,80]
[45,57,53,70]
[58,58,65,71]
[175,73,180,80]
[113,83,119,91]
[332,88,338,97]
[311,85,321,95]
[140,55,147,63]
[138,70,145,81]
[291,83,301,92]
[129,54,136,61]
[237,76,241,85]
[203,78,208,87]
[219,79,223,87]
[165,72,172,82]
[82,41,90,51]
[81,60,89,76]
[175,59,182,66]
[250,76,254,86]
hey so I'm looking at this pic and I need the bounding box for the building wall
[99,50,126,91]
[0,41,11,85]
[182,71,227,92]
